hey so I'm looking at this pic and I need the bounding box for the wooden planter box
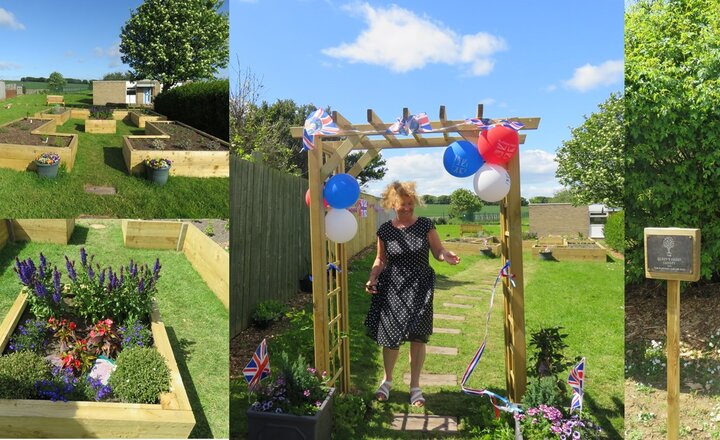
[0,118,79,172]
[122,121,229,178]
[246,388,334,440]
[33,109,72,126]
[10,219,75,244]
[531,239,607,262]
[85,119,116,134]
[0,292,196,438]
[442,236,501,257]
[129,110,166,128]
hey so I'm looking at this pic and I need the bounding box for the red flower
[68,322,76,330]
[48,317,55,324]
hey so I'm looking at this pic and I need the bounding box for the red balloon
[477,126,519,164]
[305,189,329,208]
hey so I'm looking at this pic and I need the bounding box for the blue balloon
[443,140,485,177]
[323,173,360,209]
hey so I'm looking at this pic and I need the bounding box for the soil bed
[129,123,229,152]
[0,119,72,147]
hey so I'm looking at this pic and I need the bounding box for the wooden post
[667,279,680,440]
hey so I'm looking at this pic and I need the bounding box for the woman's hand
[443,250,461,265]
[365,281,379,294]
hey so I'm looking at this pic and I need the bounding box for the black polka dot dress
[365,217,436,348]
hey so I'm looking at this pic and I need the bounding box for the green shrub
[603,211,624,253]
[522,376,567,409]
[0,351,51,399]
[252,299,288,327]
[528,326,576,378]
[109,347,170,403]
[154,79,228,141]
[332,393,368,439]
[433,217,448,225]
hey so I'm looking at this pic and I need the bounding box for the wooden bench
[460,224,484,236]
[46,95,65,106]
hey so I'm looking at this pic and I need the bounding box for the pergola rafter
[291,105,539,403]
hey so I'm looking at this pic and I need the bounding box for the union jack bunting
[302,108,339,151]
[386,113,433,135]
[568,357,585,413]
[359,199,368,218]
[465,118,525,131]
[243,339,270,390]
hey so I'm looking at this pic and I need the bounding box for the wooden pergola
[291,105,540,403]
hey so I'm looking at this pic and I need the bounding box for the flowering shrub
[47,317,78,352]
[144,157,172,169]
[8,319,48,354]
[89,106,113,120]
[14,254,64,320]
[109,347,170,404]
[61,338,96,375]
[515,405,603,440]
[35,152,61,165]
[119,320,153,349]
[35,366,113,402]
[249,351,331,416]
[88,319,122,358]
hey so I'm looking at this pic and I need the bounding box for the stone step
[84,184,117,195]
[453,294,483,301]
[443,302,473,309]
[434,313,465,321]
[426,346,458,355]
[390,414,458,432]
[433,327,461,334]
[403,373,457,386]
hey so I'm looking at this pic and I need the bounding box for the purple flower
[98,269,106,288]
[65,256,77,282]
[303,390,310,397]
[39,253,47,269]
[33,280,48,298]
[52,268,61,303]
[138,278,145,294]
[87,265,95,280]
[153,258,161,278]
[80,248,87,267]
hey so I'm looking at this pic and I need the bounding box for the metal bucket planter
[246,388,335,440]
[539,251,554,261]
[35,161,59,179]
[146,165,171,186]
[480,247,495,258]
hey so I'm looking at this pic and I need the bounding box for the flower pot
[480,248,495,258]
[299,275,313,293]
[539,251,554,261]
[35,161,59,179]
[247,387,335,440]
[146,165,170,186]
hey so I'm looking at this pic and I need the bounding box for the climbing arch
[291,105,539,403]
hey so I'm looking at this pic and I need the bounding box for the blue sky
[231,0,623,199]
[0,1,228,81]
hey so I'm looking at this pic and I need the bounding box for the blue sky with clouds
[231,0,623,198]
[0,1,228,81]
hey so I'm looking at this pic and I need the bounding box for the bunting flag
[460,261,522,415]
[464,118,525,131]
[568,358,586,413]
[386,112,433,135]
[302,108,339,151]
[359,199,368,218]
[243,339,271,391]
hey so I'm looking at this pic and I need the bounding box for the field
[4,80,90,92]
[415,203,529,221]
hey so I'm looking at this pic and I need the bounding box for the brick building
[92,80,161,106]
[529,203,591,238]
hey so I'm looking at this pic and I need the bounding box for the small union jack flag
[465,118,525,131]
[243,339,271,390]
[303,108,339,151]
[568,357,585,413]
[359,199,368,218]
[386,113,433,135]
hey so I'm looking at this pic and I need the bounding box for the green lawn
[231,249,624,438]
[0,220,228,438]
[415,204,529,220]
[4,81,90,91]
[0,93,228,217]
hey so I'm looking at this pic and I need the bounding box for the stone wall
[529,203,589,237]
[92,81,126,105]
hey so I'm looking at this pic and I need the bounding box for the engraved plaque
[644,228,701,281]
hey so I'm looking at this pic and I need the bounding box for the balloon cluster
[305,173,361,243]
[442,125,519,202]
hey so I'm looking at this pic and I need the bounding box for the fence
[428,211,529,223]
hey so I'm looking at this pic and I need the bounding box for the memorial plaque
[644,228,701,281]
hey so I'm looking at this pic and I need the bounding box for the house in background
[529,203,619,239]
[92,80,161,106]
[0,81,5,101]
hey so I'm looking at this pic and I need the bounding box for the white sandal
[409,387,425,407]
[375,380,392,401]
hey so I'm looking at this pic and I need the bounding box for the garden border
[0,292,196,438]
[0,117,79,172]
[129,110,166,128]
[9,219,75,245]
[531,238,607,262]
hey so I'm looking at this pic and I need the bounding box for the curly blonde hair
[380,181,424,209]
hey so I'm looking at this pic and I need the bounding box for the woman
[364,181,460,407]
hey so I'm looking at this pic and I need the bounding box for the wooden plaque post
[644,227,701,440]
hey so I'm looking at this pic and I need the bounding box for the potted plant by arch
[35,152,61,179]
[480,238,495,258]
[539,246,554,261]
[144,157,172,186]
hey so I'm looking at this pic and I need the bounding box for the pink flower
[315,401,322,407]
[303,390,310,397]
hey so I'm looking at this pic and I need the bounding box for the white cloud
[94,41,123,68]
[520,149,557,174]
[0,61,21,70]
[0,8,24,30]
[479,97,496,106]
[322,3,506,75]
[564,60,623,92]
[545,84,557,92]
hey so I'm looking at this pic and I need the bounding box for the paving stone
[434,313,465,321]
[433,327,461,334]
[89,224,107,229]
[84,184,117,195]
[426,346,458,355]
[390,414,458,432]
[403,373,457,386]
[453,294,483,301]
[443,302,473,309]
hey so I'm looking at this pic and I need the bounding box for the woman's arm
[365,237,387,294]
[428,228,461,265]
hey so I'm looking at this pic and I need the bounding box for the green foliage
[603,211,625,253]
[433,217,448,225]
[154,79,228,141]
[109,347,171,403]
[345,151,387,185]
[556,93,624,208]
[626,0,720,283]
[436,194,451,204]
[529,326,575,378]
[119,320,153,349]
[550,188,574,204]
[47,71,66,92]
[522,376,567,409]
[102,71,134,81]
[119,0,229,92]
[332,393,368,439]
[203,223,215,236]
[422,194,436,204]
[529,196,551,204]
[251,299,288,327]
[89,107,113,120]
[8,319,48,354]
[449,188,483,219]
[0,351,51,399]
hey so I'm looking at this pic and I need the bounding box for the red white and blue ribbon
[465,118,525,131]
[568,357,585,413]
[303,108,340,151]
[460,260,522,415]
[386,112,433,135]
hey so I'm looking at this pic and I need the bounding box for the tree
[102,71,134,81]
[119,0,229,93]
[520,197,529,207]
[47,72,66,92]
[449,189,483,220]
[626,0,720,283]
[555,92,624,208]
[345,152,387,186]
[550,189,574,203]
[422,195,436,205]
[529,196,551,204]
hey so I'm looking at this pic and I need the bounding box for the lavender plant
[13,254,64,320]
[7,319,48,354]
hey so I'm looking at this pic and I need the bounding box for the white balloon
[325,208,358,243]
[473,164,511,202]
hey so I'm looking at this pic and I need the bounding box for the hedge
[154,79,228,141]
[603,211,624,254]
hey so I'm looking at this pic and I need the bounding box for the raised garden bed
[123,121,229,178]
[9,219,75,245]
[85,119,116,134]
[33,108,72,126]
[0,118,79,172]
[531,238,607,262]
[129,109,166,128]
[442,236,501,257]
